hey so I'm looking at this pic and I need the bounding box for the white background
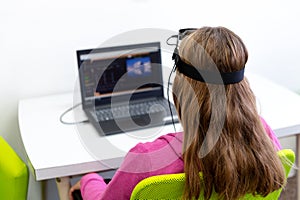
[0,0,299,199]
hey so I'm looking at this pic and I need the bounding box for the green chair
[0,136,29,200]
[130,149,295,200]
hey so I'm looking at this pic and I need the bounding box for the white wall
[1,0,299,199]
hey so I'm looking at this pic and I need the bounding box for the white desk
[18,73,300,200]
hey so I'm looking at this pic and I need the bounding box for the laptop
[76,42,178,135]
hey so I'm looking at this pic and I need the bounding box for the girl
[69,26,285,200]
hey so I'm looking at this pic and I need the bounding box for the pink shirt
[80,119,281,200]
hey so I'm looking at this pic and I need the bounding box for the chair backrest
[0,136,29,200]
[130,149,295,200]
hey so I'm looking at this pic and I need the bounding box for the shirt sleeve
[260,117,282,150]
[80,173,107,200]
[79,142,152,200]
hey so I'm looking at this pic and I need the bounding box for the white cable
[59,103,89,125]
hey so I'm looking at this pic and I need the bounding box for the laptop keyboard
[95,99,173,122]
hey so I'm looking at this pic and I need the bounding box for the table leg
[56,176,71,200]
[297,135,300,200]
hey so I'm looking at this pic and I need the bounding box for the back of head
[172,26,285,200]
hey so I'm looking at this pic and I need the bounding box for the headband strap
[175,55,245,85]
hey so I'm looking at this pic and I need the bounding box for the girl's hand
[69,180,81,200]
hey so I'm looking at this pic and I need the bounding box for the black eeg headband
[173,53,245,85]
[171,28,245,85]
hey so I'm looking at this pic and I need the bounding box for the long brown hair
[172,27,285,200]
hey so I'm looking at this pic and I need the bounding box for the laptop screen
[77,42,164,108]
